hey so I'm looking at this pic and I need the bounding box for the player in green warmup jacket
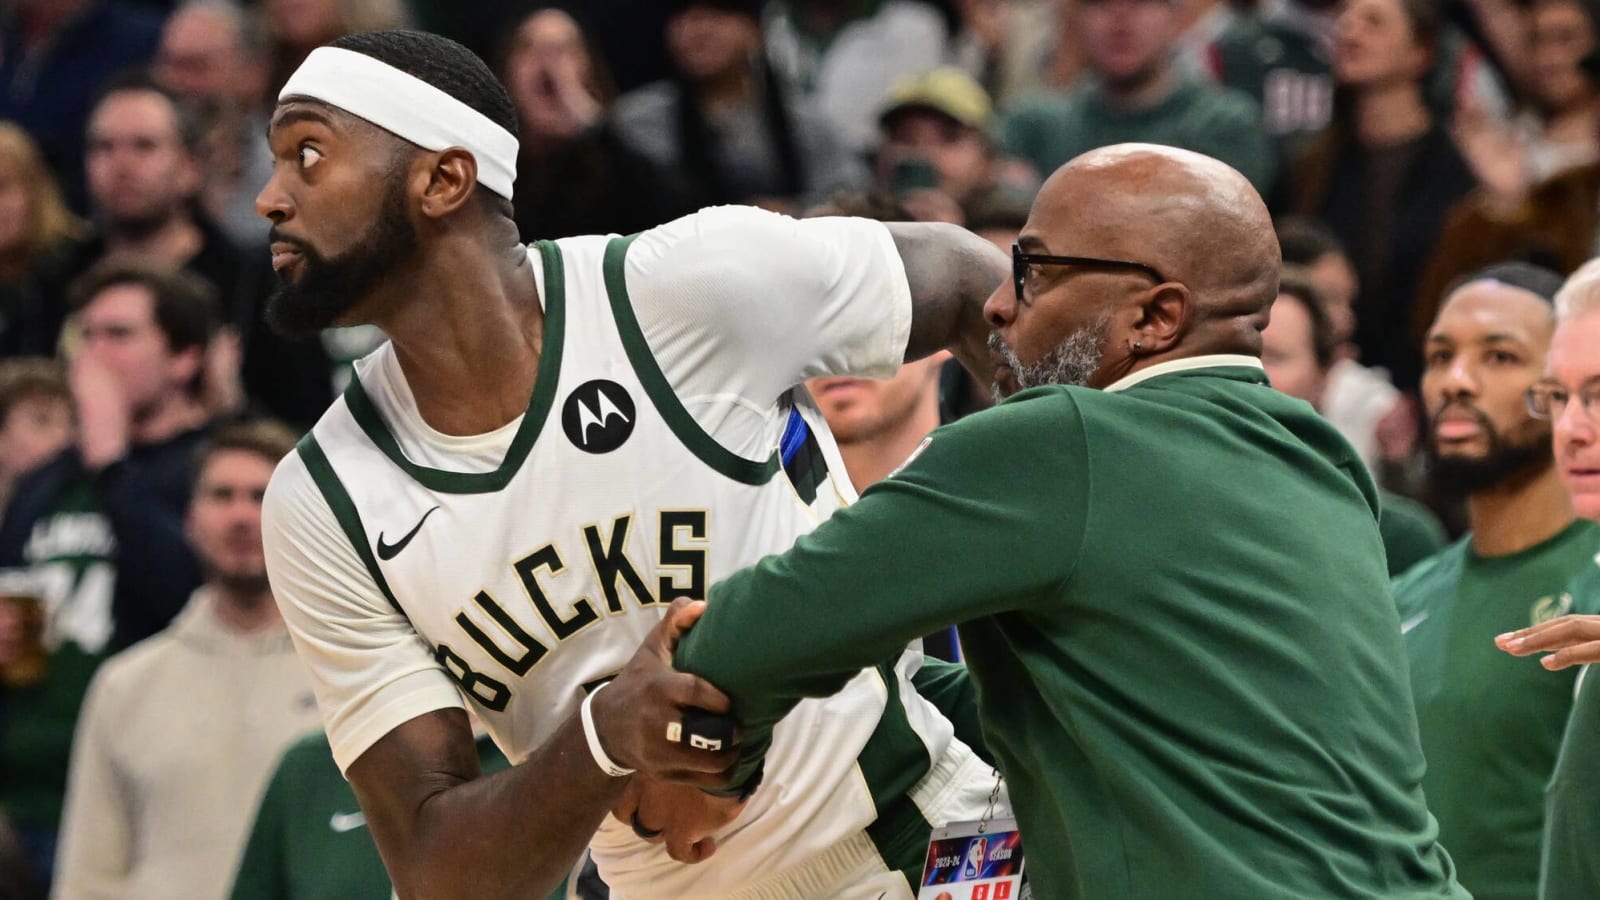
[1497,261,1600,900]
[628,144,1469,900]
[1394,264,1600,900]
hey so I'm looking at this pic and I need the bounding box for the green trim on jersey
[859,662,935,885]
[602,234,781,486]
[341,240,568,494]
[297,434,405,617]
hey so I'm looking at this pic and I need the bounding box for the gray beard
[989,313,1111,400]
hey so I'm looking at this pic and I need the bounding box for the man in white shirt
[54,420,317,900]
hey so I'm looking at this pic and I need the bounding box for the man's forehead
[271,99,335,130]
[92,90,177,129]
[1432,282,1553,338]
[1548,312,1600,381]
[269,99,371,135]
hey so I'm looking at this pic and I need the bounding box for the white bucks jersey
[292,235,953,897]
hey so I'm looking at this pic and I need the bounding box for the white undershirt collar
[1101,354,1265,393]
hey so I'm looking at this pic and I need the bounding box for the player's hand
[1496,615,1600,669]
[611,775,748,864]
[202,325,246,417]
[592,599,741,788]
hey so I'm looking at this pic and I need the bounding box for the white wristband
[580,683,634,778]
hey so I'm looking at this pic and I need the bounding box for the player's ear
[419,147,478,219]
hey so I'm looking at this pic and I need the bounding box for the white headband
[279,46,518,200]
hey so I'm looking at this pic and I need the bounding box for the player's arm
[626,207,1006,402]
[670,390,1088,790]
[885,221,1008,383]
[263,457,733,899]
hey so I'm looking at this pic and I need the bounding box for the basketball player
[257,29,1007,900]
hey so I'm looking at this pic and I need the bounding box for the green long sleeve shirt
[677,362,1467,900]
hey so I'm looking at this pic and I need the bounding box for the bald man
[638,144,1468,898]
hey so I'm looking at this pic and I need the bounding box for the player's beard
[1427,401,1553,495]
[988,311,1111,399]
[265,177,418,339]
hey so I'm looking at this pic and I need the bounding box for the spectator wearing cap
[610,0,867,213]
[875,66,1037,224]
[998,0,1275,192]
[764,0,950,157]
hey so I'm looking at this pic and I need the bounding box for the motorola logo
[562,380,636,454]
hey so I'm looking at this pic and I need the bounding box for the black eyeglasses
[1527,380,1600,422]
[1011,244,1166,305]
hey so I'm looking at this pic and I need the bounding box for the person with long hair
[0,124,88,287]
[1286,0,1477,392]
[497,5,694,240]
[0,123,91,356]
[611,0,867,213]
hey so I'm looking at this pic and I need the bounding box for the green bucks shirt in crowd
[1394,520,1600,900]
[1540,547,1600,900]
[678,360,1467,900]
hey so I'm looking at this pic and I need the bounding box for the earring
[1132,341,1143,351]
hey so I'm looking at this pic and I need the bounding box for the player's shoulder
[631,204,868,257]
[621,205,897,309]
[262,436,334,538]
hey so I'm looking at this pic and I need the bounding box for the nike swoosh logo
[376,506,440,561]
[1400,610,1430,634]
[329,811,366,833]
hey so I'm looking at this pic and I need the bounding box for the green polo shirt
[678,359,1466,900]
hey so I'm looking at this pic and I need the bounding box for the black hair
[67,256,219,398]
[190,416,300,493]
[673,56,805,205]
[330,30,520,144]
[90,70,207,155]
[1450,261,1565,305]
[1276,216,1347,267]
[1276,267,1338,371]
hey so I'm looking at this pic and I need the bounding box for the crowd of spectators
[0,0,1598,896]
